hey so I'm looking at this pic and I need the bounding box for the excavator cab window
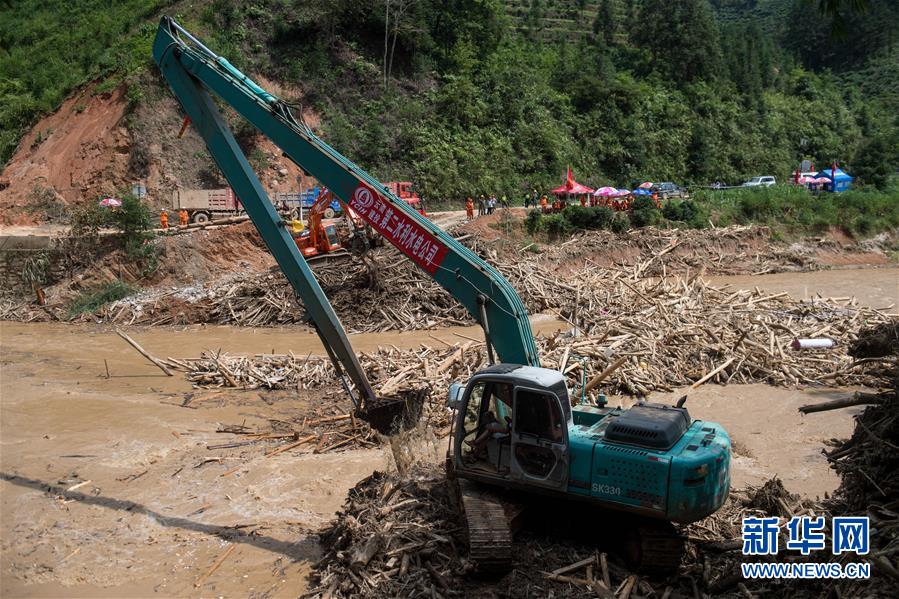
[460,381,514,473]
[324,225,339,248]
[514,389,563,441]
[511,387,567,485]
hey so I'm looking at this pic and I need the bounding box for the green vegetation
[186,0,897,198]
[60,194,158,274]
[525,186,899,239]
[68,280,138,316]
[696,185,899,236]
[3,0,898,207]
[0,0,172,164]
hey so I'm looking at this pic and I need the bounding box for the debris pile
[309,467,461,598]
[162,272,894,398]
[821,322,899,587]
[308,464,896,598]
[5,224,882,329]
[512,224,821,277]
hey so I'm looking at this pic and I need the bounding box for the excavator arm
[152,18,539,411]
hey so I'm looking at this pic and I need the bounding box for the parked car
[652,182,689,200]
[741,176,776,187]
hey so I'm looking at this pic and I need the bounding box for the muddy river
[708,266,898,309]
[1,267,890,597]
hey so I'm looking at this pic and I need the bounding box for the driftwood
[115,328,173,376]
[798,391,884,414]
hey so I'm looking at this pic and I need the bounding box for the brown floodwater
[707,267,898,309]
[1,266,886,597]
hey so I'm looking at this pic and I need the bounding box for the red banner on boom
[348,183,448,275]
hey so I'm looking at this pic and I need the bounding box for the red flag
[566,166,574,191]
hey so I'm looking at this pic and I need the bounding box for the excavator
[292,187,381,260]
[153,18,731,574]
[291,188,345,259]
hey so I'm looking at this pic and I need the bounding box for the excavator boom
[152,18,538,374]
[153,17,539,366]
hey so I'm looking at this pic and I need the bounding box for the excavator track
[457,480,514,573]
[624,521,686,577]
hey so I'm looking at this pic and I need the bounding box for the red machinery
[292,188,380,259]
[385,181,425,214]
[292,189,343,258]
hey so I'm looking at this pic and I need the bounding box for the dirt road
[2,315,864,597]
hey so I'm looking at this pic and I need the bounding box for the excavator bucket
[363,388,427,435]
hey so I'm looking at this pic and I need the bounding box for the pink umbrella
[99,198,122,208]
[614,189,631,197]
[798,176,816,184]
[814,177,831,184]
[593,186,618,196]
[638,181,653,189]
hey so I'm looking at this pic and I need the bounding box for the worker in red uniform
[465,197,474,221]
[539,195,548,213]
[160,209,169,229]
[580,195,587,207]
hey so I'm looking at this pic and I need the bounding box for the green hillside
[1,0,897,196]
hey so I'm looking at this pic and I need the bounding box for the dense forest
[1,0,898,198]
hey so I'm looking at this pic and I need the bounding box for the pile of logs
[512,224,821,277]
[813,322,899,587]
[162,272,893,400]
[308,464,896,598]
[2,225,866,330]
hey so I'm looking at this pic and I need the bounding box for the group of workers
[159,208,190,229]
[464,187,656,219]
[465,194,509,221]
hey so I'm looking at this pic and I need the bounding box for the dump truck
[172,188,242,223]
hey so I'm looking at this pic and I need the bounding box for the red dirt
[45,222,275,305]
[0,84,131,225]
[0,73,325,226]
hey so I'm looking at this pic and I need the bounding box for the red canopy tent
[551,167,594,195]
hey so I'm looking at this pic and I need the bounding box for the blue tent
[814,167,853,193]
[632,188,653,196]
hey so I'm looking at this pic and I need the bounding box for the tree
[634,0,723,84]
[851,125,899,189]
[597,0,616,46]
[382,0,419,90]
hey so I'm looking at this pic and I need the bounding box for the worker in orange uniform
[465,197,474,221]
[539,195,548,213]
[179,209,189,226]
[160,209,169,229]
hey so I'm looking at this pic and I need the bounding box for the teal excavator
[153,18,731,574]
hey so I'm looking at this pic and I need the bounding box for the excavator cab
[449,365,570,492]
[448,364,731,525]
[293,223,341,258]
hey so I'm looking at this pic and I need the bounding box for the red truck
[384,181,424,214]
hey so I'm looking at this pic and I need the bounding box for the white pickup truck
[741,176,776,187]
